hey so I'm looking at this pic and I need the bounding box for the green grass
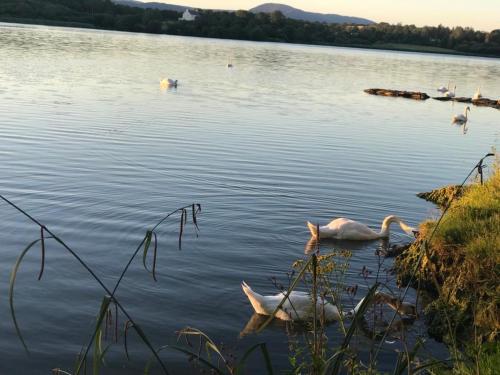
[397,166,500,342]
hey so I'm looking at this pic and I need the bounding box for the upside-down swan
[306,215,415,241]
[241,282,416,322]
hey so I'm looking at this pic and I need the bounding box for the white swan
[241,282,416,322]
[473,87,482,100]
[306,215,414,241]
[160,78,178,88]
[452,106,470,124]
[443,85,456,98]
[437,81,450,93]
[241,281,365,321]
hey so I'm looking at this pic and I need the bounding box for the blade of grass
[161,346,224,375]
[393,338,424,375]
[235,342,274,375]
[152,232,158,282]
[9,238,48,353]
[38,226,46,280]
[92,296,111,375]
[124,320,133,361]
[178,210,185,250]
[142,231,153,272]
[178,327,226,363]
[326,282,380,375]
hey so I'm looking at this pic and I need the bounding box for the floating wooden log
[432,96,472,102]
[472,98,500,109]
[433,96,500,109]
[364,88,430,100]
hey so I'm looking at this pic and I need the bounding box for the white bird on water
[444,85,456,98]
[306,215,415,241]
[241,282,416,322]
[473,87,482,100]
[160,78,178,88]
[241,282,363,321]
[452,106,471,125]
[437,81,450,93]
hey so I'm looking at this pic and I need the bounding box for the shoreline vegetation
[395,163,499,373]
[1,0,500,58]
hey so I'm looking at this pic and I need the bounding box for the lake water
[0,23,499,374]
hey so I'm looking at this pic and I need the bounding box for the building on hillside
[179,9,200,21]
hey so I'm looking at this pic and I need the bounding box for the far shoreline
[2,18,499,60]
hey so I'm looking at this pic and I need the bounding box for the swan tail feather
[307,221,318,239]
[241,281,268,315]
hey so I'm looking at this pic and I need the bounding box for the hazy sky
[140,0,499,31]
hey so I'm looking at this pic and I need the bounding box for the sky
[139,0,500,31]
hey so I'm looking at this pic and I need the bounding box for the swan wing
[279,293,315,320]
[327,218,378,240]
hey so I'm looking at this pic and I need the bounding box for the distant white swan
[444,85,456,98]
[437,81,450,93]
[452,106,470,125]
[306,215,415,241]
[160,78,178,88]
[473,87,482,100]
[241,282,416,322]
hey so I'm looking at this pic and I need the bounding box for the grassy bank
[396,166,499,363]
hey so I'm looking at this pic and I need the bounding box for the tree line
[1,0,499,57]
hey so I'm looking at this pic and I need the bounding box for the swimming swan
[241,282,416,322]
[473,87,482,100]
[306,215,415,240]
[452,106,470,124]
[437,82,450,93]
[160,78,178,88]
[444,85,456,98]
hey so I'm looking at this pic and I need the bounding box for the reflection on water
[0,23,499,374]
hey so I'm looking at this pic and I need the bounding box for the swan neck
[379,216,394,237]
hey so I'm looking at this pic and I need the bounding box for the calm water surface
[0,23,499,374]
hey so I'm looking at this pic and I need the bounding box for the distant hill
[250,3,374,25]
[112,0,188,13]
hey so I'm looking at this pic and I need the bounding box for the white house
[179,9,199,21]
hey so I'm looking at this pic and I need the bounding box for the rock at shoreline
[416,185,466,208]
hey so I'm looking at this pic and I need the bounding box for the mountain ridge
[250,3,374,25]
[112,0,189,13]
[112,1,374,25]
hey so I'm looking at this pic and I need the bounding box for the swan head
[381,216,415,236]
[374,292,417,317]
